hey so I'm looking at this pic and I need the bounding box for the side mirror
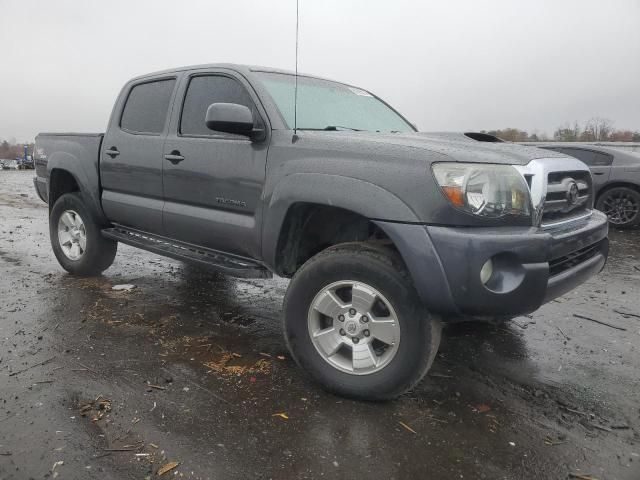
[205,103,255,137]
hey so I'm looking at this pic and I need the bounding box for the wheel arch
[271,203,397,277]
[49,168,80,210]
[47,152,108,225]
[596,181,640,200]
[262,173,419,276]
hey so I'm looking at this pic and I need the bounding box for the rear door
[101,76,178,234]
[162,70,269,259]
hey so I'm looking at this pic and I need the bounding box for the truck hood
[312,131,565,165]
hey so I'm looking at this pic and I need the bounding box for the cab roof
[130,63,333,83]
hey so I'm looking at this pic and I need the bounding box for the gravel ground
[0,170,639,480]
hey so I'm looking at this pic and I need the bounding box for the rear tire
[596,186,640,228]
[283,243,441,401]
[50,193,117,275]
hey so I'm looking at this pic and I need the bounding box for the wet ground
[0,170,639,480]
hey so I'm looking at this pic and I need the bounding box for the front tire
[596,186,640,228]
[50,193,117,275]
[283,243,441,401]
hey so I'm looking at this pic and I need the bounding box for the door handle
[105,147,120,158]
[164,151,185,164]
[593,172,605,176]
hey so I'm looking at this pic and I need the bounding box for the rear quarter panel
[34,133,107,222]
[600,153,640,194]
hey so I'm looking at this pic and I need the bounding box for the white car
[2,159,20,170]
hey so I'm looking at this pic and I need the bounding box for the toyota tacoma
[33,64,609,400]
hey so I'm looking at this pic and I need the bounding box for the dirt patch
[204,352,272,376]
[0,248,21,265]
[0,192,45,209]
[78,395,112,423]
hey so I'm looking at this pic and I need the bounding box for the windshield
[255,72,415,133]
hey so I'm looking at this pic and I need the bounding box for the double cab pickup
[34,64,609,399]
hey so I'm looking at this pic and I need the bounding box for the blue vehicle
[15,150,35,170]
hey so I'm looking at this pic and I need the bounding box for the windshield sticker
[348,87,373,97]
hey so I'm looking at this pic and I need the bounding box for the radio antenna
[293,0,300,136]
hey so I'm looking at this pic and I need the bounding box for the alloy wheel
[601,191,639,225]
[57,210,87,260]
[307,280,401,375]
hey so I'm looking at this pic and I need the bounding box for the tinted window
[559,148,596,165]
[592,152,613,166]
[120,79,176,134]
[180,75,256,136]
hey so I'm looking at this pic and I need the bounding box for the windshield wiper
[296,126,363,132]
[322,125,362,131]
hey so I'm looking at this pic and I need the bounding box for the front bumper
[376,210,609,319]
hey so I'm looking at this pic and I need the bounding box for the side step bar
[102,226,272,279]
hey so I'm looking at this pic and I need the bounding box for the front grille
[541,171,592,226]
[548,241,602,276]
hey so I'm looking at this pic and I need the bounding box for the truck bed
[33,132,104,204]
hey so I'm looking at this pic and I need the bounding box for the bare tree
[553,121,581,141]
[582,117,614,141]
[485,128,530,142]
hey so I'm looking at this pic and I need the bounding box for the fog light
[480,259,494,285]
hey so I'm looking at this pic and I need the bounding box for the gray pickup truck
[34,64,609,400]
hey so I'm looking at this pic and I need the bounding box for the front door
[162,72,269,259]
[101,77,178,234]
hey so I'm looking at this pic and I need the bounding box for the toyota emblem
[566,180,579,205]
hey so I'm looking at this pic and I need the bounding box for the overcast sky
[1,0,639,141]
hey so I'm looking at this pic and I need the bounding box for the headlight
[432,163,531,218]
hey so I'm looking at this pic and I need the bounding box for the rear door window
[591,151,614,166]
[120,79,176,134]
[559,148,596,165]
[180,75,257,136]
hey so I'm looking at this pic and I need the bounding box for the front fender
[261,172,420,268]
